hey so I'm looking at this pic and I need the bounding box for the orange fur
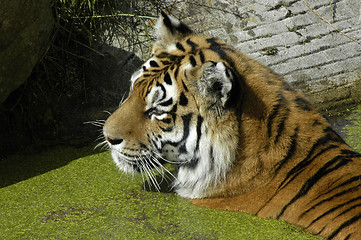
[104,14,361,239]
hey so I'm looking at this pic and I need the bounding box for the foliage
[52,0,167,54]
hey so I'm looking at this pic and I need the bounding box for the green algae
[0,146,322,239]
[1,106,360,239]
[342,105,361,152]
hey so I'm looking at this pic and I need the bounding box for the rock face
[0,0,54,104]
[168,0,361,110]
[58,44,143,141]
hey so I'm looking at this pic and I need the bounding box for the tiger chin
[103,12,361,240]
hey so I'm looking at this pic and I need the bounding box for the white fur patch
[162,78,177,98]
[166,43,178,52]
[167,14,181,27]
[174,123,234,199]
[216,62,233,106]
[109,142,137,174]
[130,58,158,87]
[130,68,143,86]
[146,86,164,110]
[155,14,181,37]
[152,113,168,121]
[182,63,194,74]
[145,77,177,112]
[143,58,155,69]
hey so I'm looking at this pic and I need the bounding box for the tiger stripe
[103,13,361,239]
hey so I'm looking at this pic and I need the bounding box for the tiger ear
[197,62,235,109]
[154,12,193,48]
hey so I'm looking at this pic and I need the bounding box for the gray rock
[0,0,54,104]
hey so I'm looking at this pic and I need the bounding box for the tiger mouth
[112,150,167,172]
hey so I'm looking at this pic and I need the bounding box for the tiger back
[103,13,361,239]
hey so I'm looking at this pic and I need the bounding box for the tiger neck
[173,113,239,199]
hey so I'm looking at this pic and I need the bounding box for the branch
[303,0,361,45]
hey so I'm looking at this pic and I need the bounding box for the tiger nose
[105,136,123,145]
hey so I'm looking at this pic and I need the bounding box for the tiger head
[103,13,306,199]
[103,13,246,198]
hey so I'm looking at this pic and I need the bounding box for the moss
[0,146,323,239]
[260,33,274,39]
[288,26,303,32]
[270,1,292,10]
[247,29,256,37]
[243,25,256,31]
[261,46,278,56]
[307,79,361,115]
[298,36,313,45]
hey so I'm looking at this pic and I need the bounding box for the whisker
[112,149,138,165]
[95,135,105,142]
[152,151,178,164]
[145,154,165,178]
[144,161,160,191]
[84,120,105,127]
[146,155,168,186]
[94,141,106,150]
[84,119,108,149]
[118,93,127,107]
[148,155,167,177]
[151,155,177,183]
[116,167,127,181]
[103,110,112,115]
[142,157,161,192]
[139,157,155,190]
[145,150,178,183]
[97,141,109,151]
[107,146,178,192]
[137,158,147,191]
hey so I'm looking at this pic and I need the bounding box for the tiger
[103,12,361,239]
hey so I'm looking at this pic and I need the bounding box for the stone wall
[1,0,360,154]
[168,0,361,111]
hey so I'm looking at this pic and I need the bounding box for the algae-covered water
[0,147,320,240]
[1,106,360,239]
